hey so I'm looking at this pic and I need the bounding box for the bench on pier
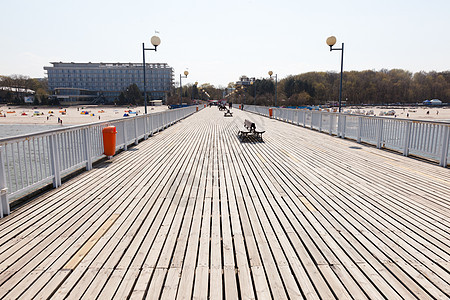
[238,119,265,141]
[224,109,233,117]
[218,104,227,111]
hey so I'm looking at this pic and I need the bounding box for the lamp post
[268,71,277,107]
[241,86,246,104]
[251,80,256,105]
[326,36,344,113]
[192,81,198,102]
[142,35,161,114]
[179,70,189,106]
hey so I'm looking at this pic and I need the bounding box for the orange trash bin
[103,126,117,157]
[269,108,273,117]
[196,107,199,112]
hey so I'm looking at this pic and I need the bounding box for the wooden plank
[192,266,209,299]
[146,268,167,299]
[176,130,211,299]
[160,267,181,299]
[129,267,153,299]
[63,213,120,270]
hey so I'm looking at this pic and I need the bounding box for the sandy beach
[0,105,169,125]
[0,104,449,125]
[343,106,450,122]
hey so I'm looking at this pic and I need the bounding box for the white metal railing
[244,105,450,168]
[0,105,204,217]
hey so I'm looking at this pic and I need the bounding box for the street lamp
[192,81,198,102]
[326,35,344,113]
[142,35,161,114]
[268,71,278,107]
[179,70,189,106]
[240,85,246,104]
[251,80,256,105]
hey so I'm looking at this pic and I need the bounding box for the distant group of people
[58,117,63,125]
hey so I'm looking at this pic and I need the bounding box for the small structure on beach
[423,99,442,106]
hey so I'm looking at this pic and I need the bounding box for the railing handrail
[259,106,450,125]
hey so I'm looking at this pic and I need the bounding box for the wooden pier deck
[0,107,449,299]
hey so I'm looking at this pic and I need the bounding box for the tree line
[234,69,449,106]
[115,82,226,106]
[0,75,51,105]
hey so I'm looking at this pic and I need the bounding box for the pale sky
[1,0,449,87]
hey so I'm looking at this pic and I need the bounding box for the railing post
[144,115,148,140]
[376,118,384,149]
[319,112,323,132]
[329,114,334,135]
[0,146,10,217]
[341,115,347,138]
[123,121,128,151]
[134,118,139,145]
[49,134,61,188]
[357,117,363,143]
[303,111,306,128]
[439,125,449,167]
[150,115,154,137]
[403,121,412,157]
[337,114,342,137]
[83,128,92,171]
[158,113,162,131]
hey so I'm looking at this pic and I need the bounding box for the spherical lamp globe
[151,36,161,47]
[326,36,336,47]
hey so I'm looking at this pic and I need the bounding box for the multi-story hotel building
[44,62,174,104]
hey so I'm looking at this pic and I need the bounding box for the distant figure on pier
[229,102,232,109]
